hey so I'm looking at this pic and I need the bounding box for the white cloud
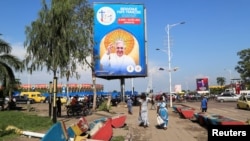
[11,42,26,59]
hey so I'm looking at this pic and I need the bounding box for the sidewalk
[39,100,248,141]
[30,102,207,141]
[108,103,207,141]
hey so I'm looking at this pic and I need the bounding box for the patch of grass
[0,111,52,140]
[123,125,129,130]
[111,136,125,141]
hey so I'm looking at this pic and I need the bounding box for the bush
[97,100,111,112]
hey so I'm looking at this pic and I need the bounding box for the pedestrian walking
[56,97,62,117]
[201,96,208,112]
[127,97,133,115]
[150,95,156,110]
[156,96,168,130]
[138,93,149,128]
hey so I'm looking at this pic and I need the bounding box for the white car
[216,92,239,102]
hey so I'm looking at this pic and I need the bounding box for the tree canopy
[24,0,94,79]
[235,48,250,86]
[0,36,24,97]
[216,77,225,86]
[23,0,97,112]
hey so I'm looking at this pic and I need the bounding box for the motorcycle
[82,102,92,116]
[66,103,92,117]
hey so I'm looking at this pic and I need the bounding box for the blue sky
[1,0,250,93]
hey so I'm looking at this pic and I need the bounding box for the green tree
[216,77,225,86]
[23,0,96,112]
[235,48,250,88]
[0,35,23,98]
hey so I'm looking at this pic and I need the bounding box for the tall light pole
[224,69,232,83]
[159,67,179,86]
[156,21,185,107]
[224,68,232,90]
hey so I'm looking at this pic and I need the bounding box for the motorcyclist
[70,96,78,106]
[70,96,81,112]
[7,98,16,110]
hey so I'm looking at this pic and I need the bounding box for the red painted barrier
[111,114,127,128]
[91,118,113,141]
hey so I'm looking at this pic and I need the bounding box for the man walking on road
[201,96,207,112]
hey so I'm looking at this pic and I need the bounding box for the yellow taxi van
[20,91,46,103]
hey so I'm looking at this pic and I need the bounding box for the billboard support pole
[120,78,125,102]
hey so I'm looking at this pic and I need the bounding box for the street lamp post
[156,21,185,107]
[224,69,232,84]
[159,67,179,106]
[224,68,232,90]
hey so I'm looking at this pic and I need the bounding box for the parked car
[13,96,35,104]
[243,93,250,96]
[236,95,250,110]
[185,93,202,101]
[216,92,239,102]
[44,96,67,104]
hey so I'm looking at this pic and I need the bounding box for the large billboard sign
[174,84,182,93]
[196,78,209,91]
[93,3,147,79]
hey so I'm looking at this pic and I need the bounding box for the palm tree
[0,35,23,99]
[216,77,226,86]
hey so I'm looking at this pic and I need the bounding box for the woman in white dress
[138,93,149,128]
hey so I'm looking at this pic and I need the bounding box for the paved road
[180,100,250,122]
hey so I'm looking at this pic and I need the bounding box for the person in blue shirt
[156,96,168,130]
[201,96,208,112]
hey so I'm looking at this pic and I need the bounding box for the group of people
[6,97,17,110]
[128,93,208,130]
[56,95,86,117]
[127,93,169,130]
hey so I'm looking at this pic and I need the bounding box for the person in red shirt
[71,96,78,106]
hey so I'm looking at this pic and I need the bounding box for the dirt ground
[8,102,207,141]
[7,103,135,141]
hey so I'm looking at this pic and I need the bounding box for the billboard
[93,3,147,79]
[174,85,182,93]
[196,78,209,91]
